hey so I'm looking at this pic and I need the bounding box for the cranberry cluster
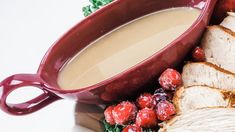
[104,68,182,131]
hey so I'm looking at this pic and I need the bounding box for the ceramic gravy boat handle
[0,74,61,115]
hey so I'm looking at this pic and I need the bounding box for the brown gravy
[58,7,200,90]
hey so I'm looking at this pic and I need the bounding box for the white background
[0,0,93,131]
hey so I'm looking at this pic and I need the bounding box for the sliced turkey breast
[221,12,235,32]
[159,108,235,132]
[201,26,235,73]
[182,62,235,90]
[173,86,232,113]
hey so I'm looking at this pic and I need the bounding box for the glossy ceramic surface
[0,0,217,115]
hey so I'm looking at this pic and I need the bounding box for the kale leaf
[102,119,158,132]
[82,0,113,16]
[103,120,124,132]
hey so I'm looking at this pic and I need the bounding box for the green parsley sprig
[103,120,123,132]
[82,0,113,16]
[103,119,158,132]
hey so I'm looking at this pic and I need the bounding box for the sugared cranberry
[156,100,176,121]
[104,106,115,125]
[136,93,155,109]
[122,124,143,132]
[192,46,205,62]
[136,108,158,128]
[112,101,137,125]
[158,68,182,90]
[153,88,168,104]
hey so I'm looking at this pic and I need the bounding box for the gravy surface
[58,7,200,90]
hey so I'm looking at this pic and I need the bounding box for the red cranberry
[136,93,155,109]
[123,124,143,132]
[156,100,176,121]
[104,106,115,125]
[192,46,205,62]
[112,101,137,125]
[158,68,182,90]
[136,108,158,128]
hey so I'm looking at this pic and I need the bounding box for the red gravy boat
[0,0,217,115]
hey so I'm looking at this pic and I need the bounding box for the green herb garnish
[103,119,124,132]
[82,0,114,16]
[143,128,156,132]
[102,119,158,132]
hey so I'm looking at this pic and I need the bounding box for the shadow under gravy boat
[0,0,217,115]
